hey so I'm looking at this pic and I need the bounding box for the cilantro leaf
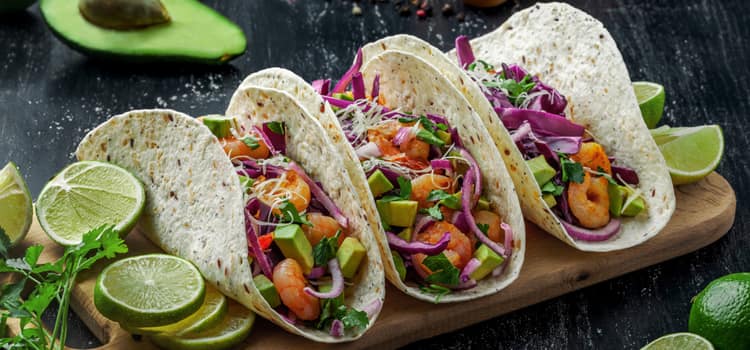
[241,136,260,150]
[423,253,460,286]
[426,190,452,202]
[416,129,445,146]
[24,246,43,267]
[561,157,584,184]
[337,305,369,330]
[477,223,490,235]
[397,177,412,199]
[421,205,444,221]
[267,122,285,135]
[541,181,564,196]
[278,201,313,226]
[419,284,451,303]
[313,230,340,266]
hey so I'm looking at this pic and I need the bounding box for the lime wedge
[126,285,227,336]
[0,162,32,245]
[651,125,724,185]
[641,332,714,350]
[150,302,255,350]
[36,161,145,245]
[94,254,206,328]
[633,81,666,129]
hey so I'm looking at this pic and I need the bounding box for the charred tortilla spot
[217,259,222,269]
[504,148,511,156]
[169,191,177,199]
[243,284,251,293]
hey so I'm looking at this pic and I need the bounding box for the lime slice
[94,254,206,328]
[641,332,714,350]
[150,302,255,350]
[126,285,227,336]
[651,125,724,185]
[0,162,32,245]
[633,81,666,129]
[36,161,145,245]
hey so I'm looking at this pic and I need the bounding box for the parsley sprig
[0,226,128,350]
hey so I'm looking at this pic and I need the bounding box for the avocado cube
[368,170,394,198]
[477,196,491,211]
[200,115,235,138]
[332,92,354,101]
[469,244,505,281]
[391,253,407,281]
[608,183,627,217]
[273,224,314,273]
[439,192,463,210]
[387,200,418,227]
[238,175,254,192]
[398,227,413,241]
[336,237,367,279]
[622,196,646,217]
[253,275,280,308]
[436,130,452,144]
[542,194,557,208]
[318,281,344,307]
[526,155,556,186]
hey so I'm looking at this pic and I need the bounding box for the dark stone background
[0,0,747,348]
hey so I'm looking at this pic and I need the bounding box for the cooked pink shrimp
[413,221,473,273]
[571,142,612,174]
[368,120,430,167]
[568,173,610,229]
[473,210,503,243]
[410,174,453,209]
[302,213,345,246]
[272,258,320,321]
[253,170,311,215]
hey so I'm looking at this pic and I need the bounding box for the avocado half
[40,0,246,64]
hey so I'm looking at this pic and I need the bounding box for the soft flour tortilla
[237,61,526,301]
[76,108,385,342]
[361,2,675,251]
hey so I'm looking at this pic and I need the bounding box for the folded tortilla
[357,2,675,251]
[238,61,526,302]
[76,106,385,342]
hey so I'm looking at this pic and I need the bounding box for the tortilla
[359,2,675,251]
[76,107,385,342]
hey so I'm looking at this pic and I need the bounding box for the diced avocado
[622,196,646,217]
[608,183,627,217]
[436,130,452,144]
[40,0,246,64]
[273,224,314,273]
[253,275,280,308]
[477,196,491,211]
[376,199,418,228]
[333,92,354,101]
[368,170,394,198]
[440,192,462,210]
[526,155,556,186]
[398,227,413,241]
[201,115,234,138]
[542,194,557,208]
[336,237,366,279]
[238,175,254,192]
[318,281,344,307]
[391,253,407,281]
[469,244,505,281]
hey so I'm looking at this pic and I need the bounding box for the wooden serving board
[7,172,736,350]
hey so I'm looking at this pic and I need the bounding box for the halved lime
[641,332,714,350]
[651,125,724,185]
[150,302,255,350]
[0,162,32,245]
[634,81,666,129]
[94,254,206,328]
[126,285,227,336]
[36,161,145,245]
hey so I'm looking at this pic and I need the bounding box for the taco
[240,54,526,301]
[76,104,385,342]
[355,2,675,251]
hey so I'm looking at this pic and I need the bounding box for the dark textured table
[1,0,747,348]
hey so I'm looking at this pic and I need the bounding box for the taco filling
[454,36,646,241]
[317,72,514,301]
[200,117,371,337]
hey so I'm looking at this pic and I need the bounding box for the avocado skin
[40,0,246,65]
[0,0,36,13]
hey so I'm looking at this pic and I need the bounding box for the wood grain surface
[6,173,736,349]
[1,0,748,348]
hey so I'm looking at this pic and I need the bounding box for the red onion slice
[562,218,621,242]
[393,127,414,146]
[289,162,349,228]
[387,232,450,255]
[245,210,273,279]
[304,259,344,299]
[330,319,344,337]
[462,169,507,258]
[352,72,366,100]
[459,148,481,202]
[413,215,436,237]
[460,258,481,283]
[305,266,326,280]
[252,126,278,155]
[332,48,363,93]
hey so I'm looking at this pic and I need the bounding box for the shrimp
[413,221,473,274]
[272,258,320,321]
[302,213,345,246]
[410,174,453,209]
[571,142,612,174]
[219,134,270,160]
[253,170,311,214]
[367,120,401,156]
[473,210,503,243]
[368,120,430,167]
[567,172,610,229]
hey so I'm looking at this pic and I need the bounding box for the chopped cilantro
[423,253,460,286]
[241,136,260,150]
[419,284,451,303]
[313,230,341,266]
[477,223,490,235]
[426,190,452,202]
[560,157,584,184]
[277,201,312,226]
[267,122,285,135]
[421,205,444,221]
[316,295,370,331]
[541,181,564,196]
[416,129,445,146]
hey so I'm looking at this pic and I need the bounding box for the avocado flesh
[336,237,366,279]
[253,275,280,308]
[376,200,418,228]
[622,196,645,217]
[608,183,626,217]
[0,0,36,13]
[273,224,314,274]
[526,155,556,186]
[200,115,234,138]
[368,170,394,198]
[469,244,505,281]
[40,0,246,64]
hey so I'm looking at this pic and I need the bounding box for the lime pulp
[0,162,32,245]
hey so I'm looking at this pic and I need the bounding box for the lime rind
[633,81,666,129]
[150,304,255,350]
[95,254,206,328]
[127,285,228,336]
[641,332,714,350]
[0,162,33,245]
[36,161,145,246]
[651,125,724,185]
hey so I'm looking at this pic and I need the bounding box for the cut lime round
[0,162,32,245]
[95,254,206,328]
[150,302,255,350]
[651,125,724,185]
[127,285,227,336]
[36,161,145,245]
[641,332,714,350]
[634,81,666,129]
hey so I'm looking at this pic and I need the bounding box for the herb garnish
[419,284,451,303]
[317,294,369,331]
[423,253,460,287]
[266,122,285,135]
[278,201,313,226]
[560,156,584,184]
[241,136,260,150]
[541,181,564,196]
[379,177,412,203]
[312,230,341,266]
